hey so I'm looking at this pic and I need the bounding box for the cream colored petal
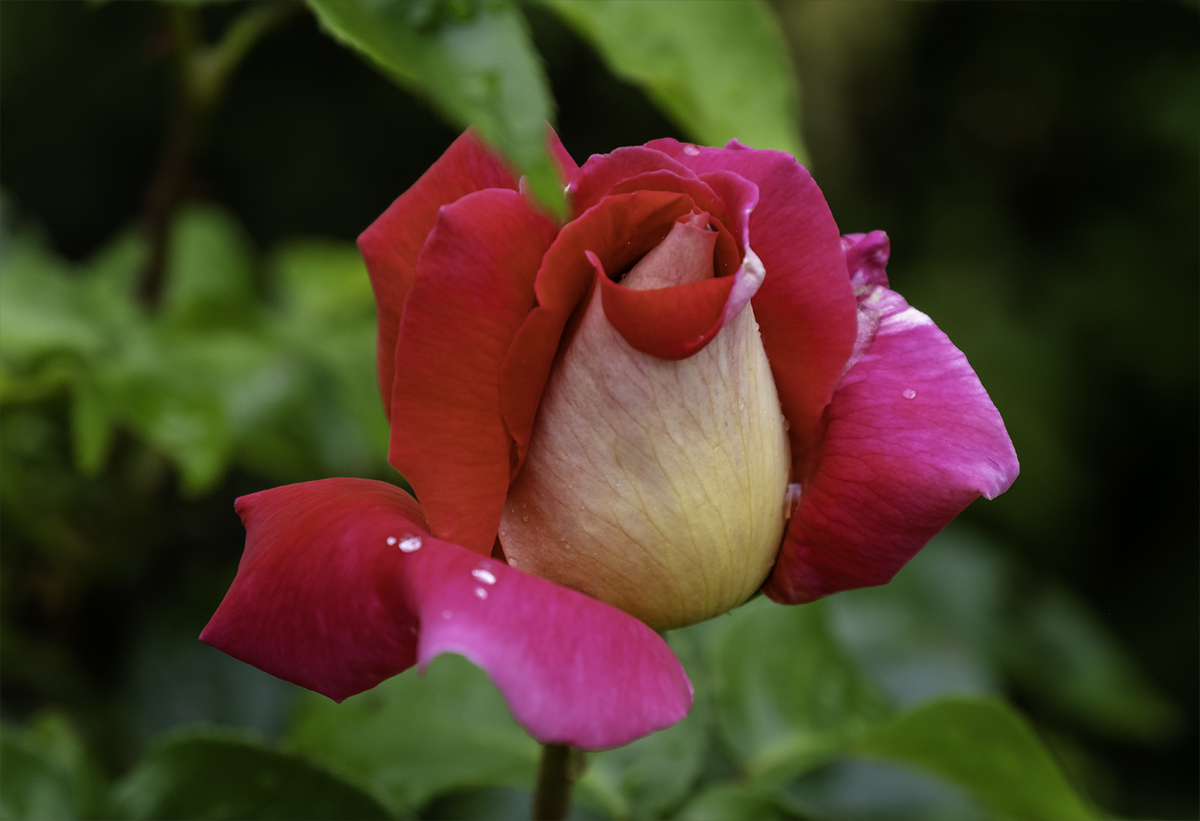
[501,255,790,630]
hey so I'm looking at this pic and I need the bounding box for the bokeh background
[1,1,1196,818]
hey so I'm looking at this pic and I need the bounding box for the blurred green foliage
[0,1,1195,819]
[0,202,390,493]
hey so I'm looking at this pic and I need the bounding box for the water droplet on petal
[508,557,520,569]
[398,534,423,552]
[472,568,497,585]
[386,536,397,546]
[522,515,529,522]
[474,587,488,600]
[683,144,701,156]
[902,388,917,400]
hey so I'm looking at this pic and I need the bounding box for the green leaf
[160,204,259,331]
[419,787,533,820]
[70,375,114,474]
[674,784,803,821]
[1002,585,1181,743]
[578,705,705,820]
[243,239,391,481]
[306,0,563,216]
[110,729,390,821]
[0,238,106,370]
[707,597,891,786]
[540,0,806,162]
[852,697,1098,821]
[109,330,268,494]
[287,654,539,817]
[574,627,709,820]
[830,527,1182,744]
[0,712,104,821]
[268,240,375,329]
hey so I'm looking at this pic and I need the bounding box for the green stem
[532,743,582,820]
[138,1,300,306]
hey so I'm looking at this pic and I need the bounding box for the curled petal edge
[765,283,1019,603]
[201,478,692,750]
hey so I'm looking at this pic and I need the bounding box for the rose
[202,132,1018,749]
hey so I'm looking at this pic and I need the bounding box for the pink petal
[568,146,697,216]
[202,479,693,750]
[646,139,858,461]
[390,189,557,554]
[764,281,1020,603]
[358,132,518,419]
[547,127,580,183]
[408,536,693,750]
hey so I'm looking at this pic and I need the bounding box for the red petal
[547,127,580,183]
[568,146,697,216]
[499,190,696,470]
[595,238,738,361]
[646,139,858,464]
[200,479,424,702]
[764,286,1020,603]
[390,189,557,553]
[358,132,517,418]
[201,479,692,749]
[605,169,758,276]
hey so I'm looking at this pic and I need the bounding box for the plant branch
[137,1,300,307]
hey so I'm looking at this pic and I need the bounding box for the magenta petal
[547,127,580,183]
[200,479,425,702]
[843,230,891,292]
[568,146,697,216]
[405,545,693,750]
[646,138,858,463]
[765,286,1020,603]
[202,479,693,749]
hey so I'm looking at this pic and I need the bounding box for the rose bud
[500,213,791,630]
[201,131,1018,750]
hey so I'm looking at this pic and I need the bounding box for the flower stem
[532,743,581,820]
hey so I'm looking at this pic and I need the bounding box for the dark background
[1,2,1196,818]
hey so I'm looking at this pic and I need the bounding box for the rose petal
[500,190,696,470]
[843,230,891,292]
[358,131,518,418]
[841,231,893,377]
[410,536,693,750]
[764,286,1020,603]
[594,215,740,359]
[568,146,698,216]
[604,169,758,270]
[200,479,424,702]
[698,171,759,255]
[391,189,557,553]
[646,139,858,462]
[201,479,693,750]
[547,127,580,183]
